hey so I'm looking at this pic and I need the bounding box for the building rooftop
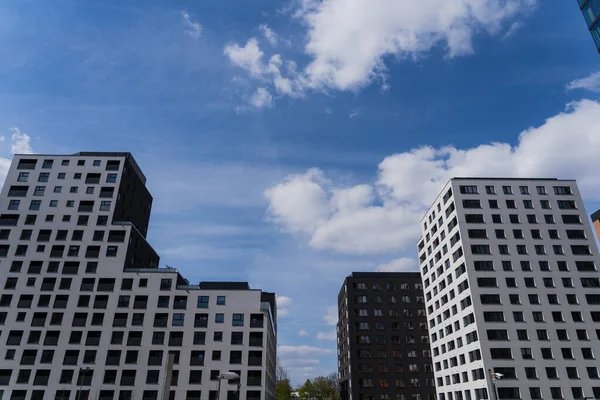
[452,177,564,181]
[348,272,421,278]
[198,282,252,290]
[14,151,147,184]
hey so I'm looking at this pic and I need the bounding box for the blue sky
[1,0,600,383]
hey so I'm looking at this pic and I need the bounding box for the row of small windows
[477,275,600,288]
[8,185,115,198]
[355,320,428,330]
[14,171,118,184]
[356,335,429,345]
[480,292,600,306]
[1,328,264,350]
[8,199,113,212]
[356,363,433,373]
[470,243,592,256]
[438,386,600,400]
[352,282,422,291]
[357,349,428,359]
[17,158,120,170]
[358,377,434,389]
[420,212,586,269]
[483,309,600,324]
[0,243,120,258]
[0,367,263,386]
[3,328,265,348]
[462,198,576,210]
[0,228,125,242]
[0,213,111,226]
[0,389,262,400]
[354,295,424,306]
[423,183,572,230]
[468,227,587,240]
[465,212,581,224]
[360,394,435,400]
[459,184,572,196]
[425,259,595,294]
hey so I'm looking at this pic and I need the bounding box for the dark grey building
[338,272,436,400]
[577,0,600,52]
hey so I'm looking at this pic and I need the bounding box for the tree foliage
[296,374,339,400]
[276,358,292,400]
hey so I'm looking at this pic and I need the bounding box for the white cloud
[283,358,320,366]
[278,345,333,355]
[566,71,600,93]
[502,21,523,39]
[297,0,536,90]
[226,0,535,102]
[259,24,278,46]
[316,330,337,340]
[264,99,600,254]
[277,295,292,318]
[249,87,273,108]
[181,11,202,39]
[298,329,309,336]
[224,38,264,78]
[0,127,35,190]
[376,257,418,272]
[323,305,337,326]
[11,127,33,154]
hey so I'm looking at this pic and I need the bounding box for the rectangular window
[232,314,244,326]
[197,296,209,308]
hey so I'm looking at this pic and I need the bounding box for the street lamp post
[487,369,502,400]
[216,372,240,400]
[78,367,91,400]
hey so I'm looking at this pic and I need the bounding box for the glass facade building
[578,0,600,52]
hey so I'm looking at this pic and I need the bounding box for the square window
[86,187,94,194]
[93,160,101,166]
[215,313,224,323]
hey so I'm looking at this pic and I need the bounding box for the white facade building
[419,178,600,400]
[0,153,277,400]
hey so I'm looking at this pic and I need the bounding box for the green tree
[277,378,293,400]
[276,359,292,400]
[297,374,339,400]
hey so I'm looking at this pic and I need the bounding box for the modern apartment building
[419,178,600,400]
[577,0,600,53]
[0,153,277,400]
[337,272,436,400]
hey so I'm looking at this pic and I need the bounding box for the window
[172,313,185,326]
[100,201,111,211]
[471,245,490,254]
[506,199,516,209]
[29,200,41,210]
[8,200,20,210]
[546,367,559,379]
[465,214,484,223]
[215,313,224,323]
[460,185,478,194]
[480,294,501,304]
[232,314,244,326]
[217,296,226,305]
[107,174,117,183]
